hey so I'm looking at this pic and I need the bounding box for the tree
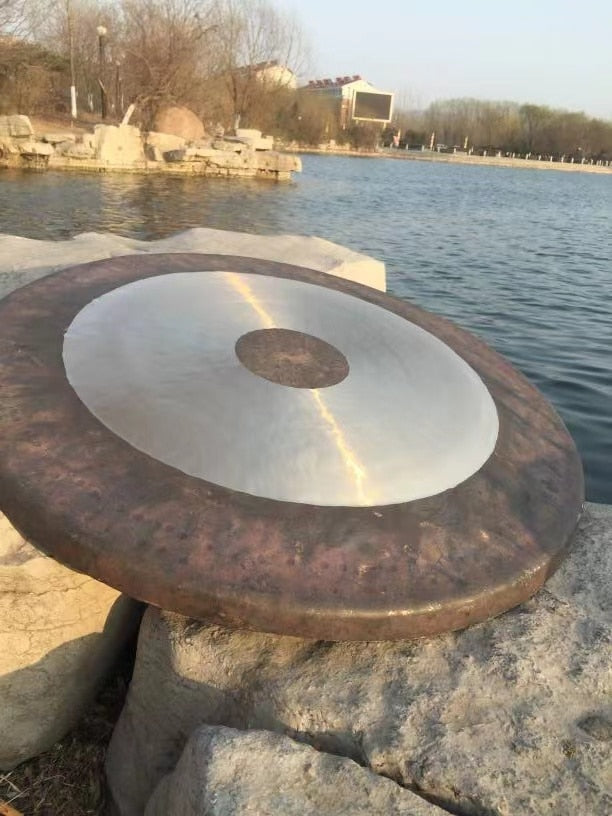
[208,0,308,129]
[119,0,216,126]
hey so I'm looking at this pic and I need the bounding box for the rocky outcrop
[106,503,611,816]
[0,513,142,770]
[0,115,298,179]
[152,106,206,142]
[145,725,447,816]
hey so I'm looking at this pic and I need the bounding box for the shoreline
[282,146,612,175]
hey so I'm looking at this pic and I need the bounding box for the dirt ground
[0,654,133,816]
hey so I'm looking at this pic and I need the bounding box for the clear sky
[275,0,612,119]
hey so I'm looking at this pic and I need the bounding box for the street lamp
[96,25,108,120]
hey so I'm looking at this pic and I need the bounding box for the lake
[0,156,610,502]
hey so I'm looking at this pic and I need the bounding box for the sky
[275,0,612,119]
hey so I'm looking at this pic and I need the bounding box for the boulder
[18,140,54,156]
[94,123,145,166]
[106,503,612,816]
[153,106,205,142]
[0,512,142,770]
[145,725,446,816]
[0,114,33,140]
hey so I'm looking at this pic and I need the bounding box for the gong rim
[0,253,584,640]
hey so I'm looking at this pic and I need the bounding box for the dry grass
[29,112,122,140]
[0,672,130,816]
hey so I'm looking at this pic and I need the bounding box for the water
[1,157,610,502]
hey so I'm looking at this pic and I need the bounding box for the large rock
[145,725,446,816]
[153,106,205,142]
[94,123,145,166]
[0,513,142,769]
[0,228,386,297]
[106,503,612,816]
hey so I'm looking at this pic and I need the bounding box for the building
[301,75,394,129]
[240,60,297,90]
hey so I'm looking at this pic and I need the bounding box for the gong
[0,254,583,640]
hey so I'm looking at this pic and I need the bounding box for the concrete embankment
[285,145,612,175]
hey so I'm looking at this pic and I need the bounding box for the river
[1,155,610,502]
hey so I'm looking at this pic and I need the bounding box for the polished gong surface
[0,253,584,640]
[63,271,499,506]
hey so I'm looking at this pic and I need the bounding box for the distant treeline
[396,99,612,159]
[1,1,610,156]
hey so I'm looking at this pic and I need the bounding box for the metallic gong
[0,253,584,640]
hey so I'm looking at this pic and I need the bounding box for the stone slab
[105,504,612,816]
[0,228,386,298]
[145,725,447,816]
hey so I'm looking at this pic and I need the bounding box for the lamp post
[96,25,108,120]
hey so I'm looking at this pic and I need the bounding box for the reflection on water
[1,158,611,501]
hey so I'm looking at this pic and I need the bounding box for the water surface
[1,157,610,501]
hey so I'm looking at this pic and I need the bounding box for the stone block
[0,512,142,770]
[106,504,612,816]
[145,725,446,816]
[94,124,145,166]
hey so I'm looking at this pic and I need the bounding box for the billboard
[352,91,393,123]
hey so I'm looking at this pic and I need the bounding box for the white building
[302,75,394,128]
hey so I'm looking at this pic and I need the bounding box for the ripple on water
[1,158,610,500]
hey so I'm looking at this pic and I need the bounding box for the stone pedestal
[106,504,611,816]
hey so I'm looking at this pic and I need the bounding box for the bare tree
[118,0,216,126]
[208,0,308,129]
